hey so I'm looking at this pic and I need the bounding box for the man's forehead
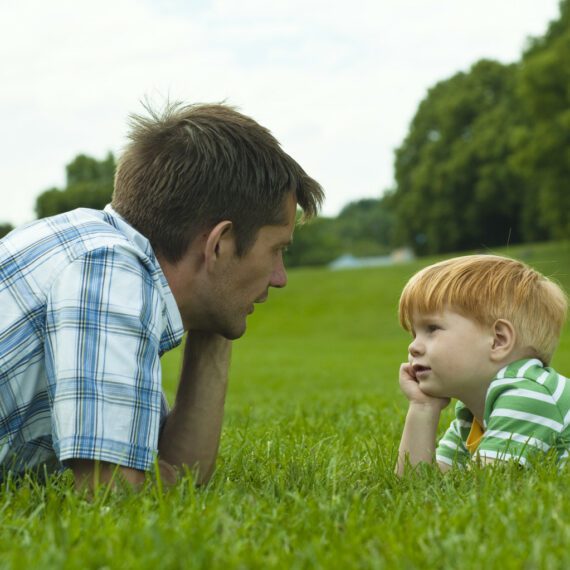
[259,222,294,243]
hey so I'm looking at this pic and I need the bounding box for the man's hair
[112,101,324,262]
[399,254,568,365]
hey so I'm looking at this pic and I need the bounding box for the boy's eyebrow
[409,313,442,330]
[415,312,443,321]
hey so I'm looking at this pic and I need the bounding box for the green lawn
[1,241,569,569]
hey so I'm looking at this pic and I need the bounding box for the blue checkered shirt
[0,205,184,474]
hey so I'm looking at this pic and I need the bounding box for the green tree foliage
[512,0,570,239]
[336,195,395,256]
[285,195,396,267]
[35,153,115,219]
[286,216,343,267]
[392,0,569,254]
[393,60,528,255]
[0,223,14,239]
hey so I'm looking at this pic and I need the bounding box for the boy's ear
[204,220,234,272]
[490,319,516,362]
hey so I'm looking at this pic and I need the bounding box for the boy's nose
[408,339,424,357]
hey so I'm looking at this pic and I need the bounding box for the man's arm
[158,331,231,484]
[70,331,231,490]
[395,363,451,476]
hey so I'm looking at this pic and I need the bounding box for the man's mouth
[249,293,269,315]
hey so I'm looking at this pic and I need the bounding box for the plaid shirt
[0,205,184,474]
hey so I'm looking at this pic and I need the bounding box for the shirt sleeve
[44,246,167,472]
[475,386,563,465]
[435,416,471,468]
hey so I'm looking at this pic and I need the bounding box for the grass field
[1,241,569,569]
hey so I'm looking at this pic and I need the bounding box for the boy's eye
[426,324,440,333]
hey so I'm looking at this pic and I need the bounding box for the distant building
[328,247,415,270]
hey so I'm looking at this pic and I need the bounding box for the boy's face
[407,309,497,400]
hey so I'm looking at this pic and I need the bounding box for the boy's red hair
[399,254,568,365]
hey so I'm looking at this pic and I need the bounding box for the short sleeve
[436,417,471,467]
[44,247,166,471]
[476,387,563,465]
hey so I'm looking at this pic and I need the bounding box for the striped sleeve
[44,246,166,472]
[476,382,563,465]
[436,406,471,467]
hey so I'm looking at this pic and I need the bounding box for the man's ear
[204,220,234,272]
[490,319,516,362]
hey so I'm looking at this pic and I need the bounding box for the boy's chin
[419,384,447,400]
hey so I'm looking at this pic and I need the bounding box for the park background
[1,1,570,568]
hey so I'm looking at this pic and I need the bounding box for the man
[0,102,323,488]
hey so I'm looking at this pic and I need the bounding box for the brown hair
[399,254,568,365]
[112,101,324,262]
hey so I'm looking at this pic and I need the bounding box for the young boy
[395,254,569,474]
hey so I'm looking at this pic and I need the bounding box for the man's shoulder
[3,208,118,250]
[1,207,152,273]
[0,209,161,309]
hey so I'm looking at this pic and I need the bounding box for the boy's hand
[399,363,450,411]
[396,363,451,476]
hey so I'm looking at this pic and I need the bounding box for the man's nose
[270,255,287,288]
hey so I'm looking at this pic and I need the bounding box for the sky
[0,0,562,226]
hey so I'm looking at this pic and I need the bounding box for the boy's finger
[399,363,417,380]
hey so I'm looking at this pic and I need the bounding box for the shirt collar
[103,204,184,351]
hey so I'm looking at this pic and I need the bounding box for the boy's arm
[396,363,451,475]
[397,403,452,475]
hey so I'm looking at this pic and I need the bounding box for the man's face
[205,192,297,339]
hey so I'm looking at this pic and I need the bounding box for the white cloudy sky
[0,0,561,226]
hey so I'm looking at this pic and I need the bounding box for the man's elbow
[68,459,147,492]
[68,458,179,492]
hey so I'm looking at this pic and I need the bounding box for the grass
[1,241,569,569]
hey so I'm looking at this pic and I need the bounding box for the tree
[393,60,528,255]
[285,216,343,267]
[35,153,115,219]
[512,0,570,239]
[0,223,14,239]
[336,195,395,254]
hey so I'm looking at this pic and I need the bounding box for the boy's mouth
[413,364,431,378]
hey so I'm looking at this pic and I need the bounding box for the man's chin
[219,321,247,341]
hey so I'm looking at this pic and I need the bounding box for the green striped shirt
[436,358,570,467]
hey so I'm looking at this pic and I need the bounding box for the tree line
[292,0,569,264]
[2,0,568,266]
